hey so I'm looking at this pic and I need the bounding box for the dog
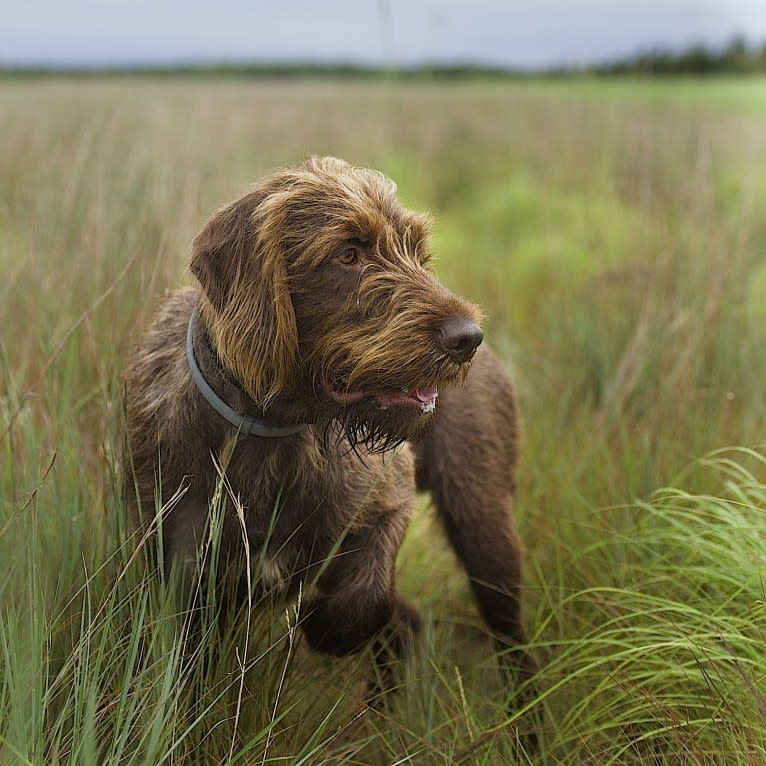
[124,156,533,693]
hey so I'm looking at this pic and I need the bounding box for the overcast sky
[3,0,766,69]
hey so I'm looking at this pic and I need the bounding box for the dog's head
[191,156,483,450]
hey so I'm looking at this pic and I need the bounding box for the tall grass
[1,76,766,763]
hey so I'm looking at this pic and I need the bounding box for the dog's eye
[338,246,361,267]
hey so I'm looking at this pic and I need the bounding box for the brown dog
[124,156,532,690]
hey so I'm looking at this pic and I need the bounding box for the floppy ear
[190,187,298,405]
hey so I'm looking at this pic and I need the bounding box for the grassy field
[2,75,766,764]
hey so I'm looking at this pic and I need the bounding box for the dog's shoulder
[132,286,197,355]
[124,286,201,433]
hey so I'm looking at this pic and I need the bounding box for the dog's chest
[258,551,290,592]
[223,440,379,586]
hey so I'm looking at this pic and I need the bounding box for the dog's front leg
[302,516,420,659]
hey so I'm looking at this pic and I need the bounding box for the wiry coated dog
[124,156,533,694]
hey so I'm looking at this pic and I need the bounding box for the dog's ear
[190,187,298,405]
[190,193,254,313]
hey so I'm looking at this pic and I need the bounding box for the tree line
[595,37,766,75]
[2,38,765,78]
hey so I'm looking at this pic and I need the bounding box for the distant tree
[677,44,716,74]
[720,36,753,72]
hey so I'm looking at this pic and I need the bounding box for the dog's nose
[439,316,484,363]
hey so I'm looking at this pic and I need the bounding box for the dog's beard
[333,400,436,454]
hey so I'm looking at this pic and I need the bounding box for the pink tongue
[415,387,438,402]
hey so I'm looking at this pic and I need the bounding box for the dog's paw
[302,596,393,657]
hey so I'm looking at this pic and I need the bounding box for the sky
[3,0,766,70]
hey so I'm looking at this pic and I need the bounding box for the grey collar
[186,308,307,438]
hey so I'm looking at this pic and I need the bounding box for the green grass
[2,76,766,764]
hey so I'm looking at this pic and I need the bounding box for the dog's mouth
[320,370,458,453]
[322,376,439,415]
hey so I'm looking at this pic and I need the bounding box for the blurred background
[4,0,766,71]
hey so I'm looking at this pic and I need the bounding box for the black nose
[439,315,484,363]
